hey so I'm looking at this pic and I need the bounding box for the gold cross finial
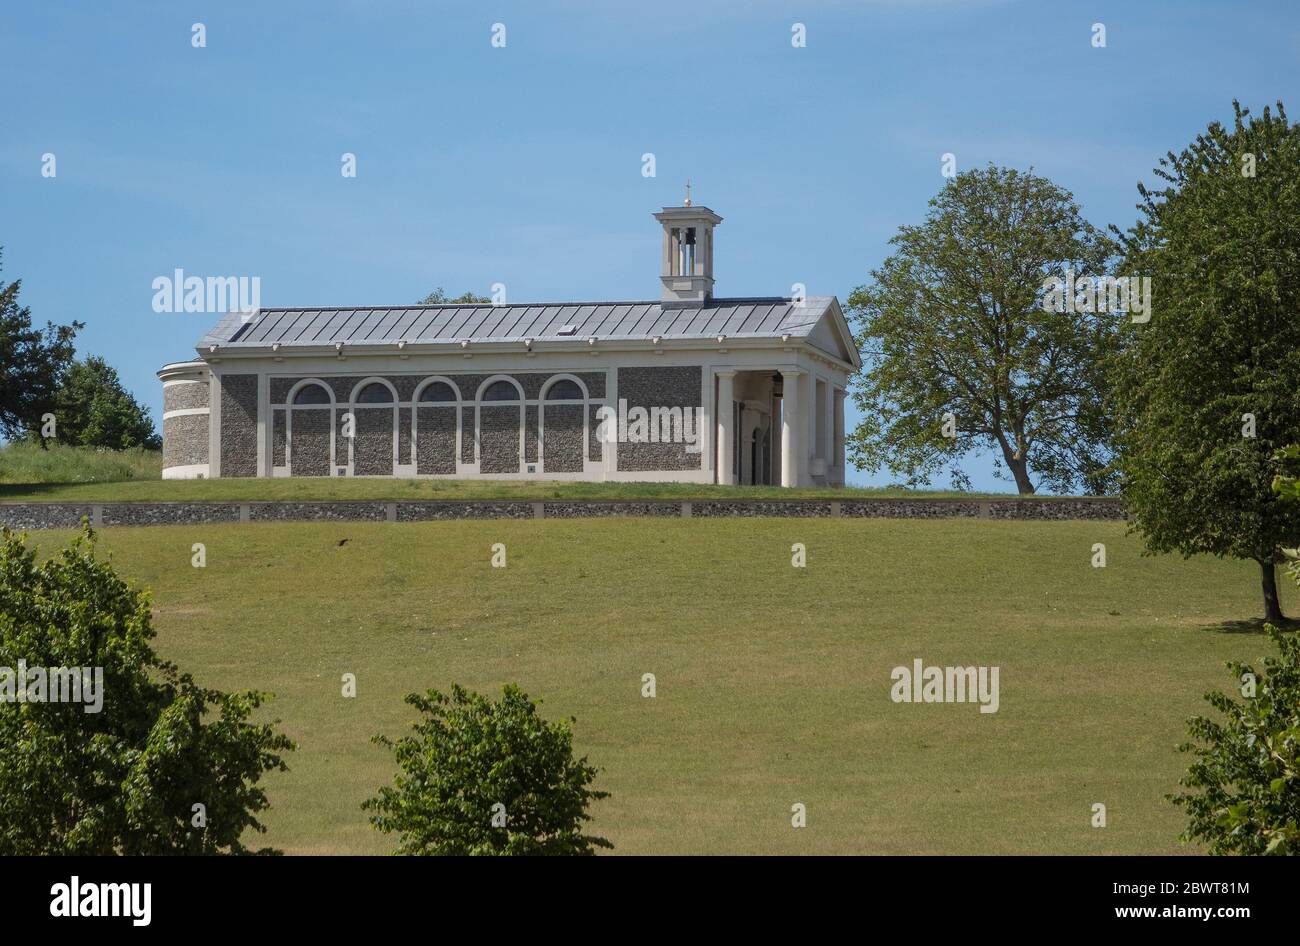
[684,179,692,207]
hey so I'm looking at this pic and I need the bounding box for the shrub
[1170,628,1300,855]
[0,526,293,854]
[364,683,611,855]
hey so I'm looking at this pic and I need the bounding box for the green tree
[1110,101,1300,622]
[47,356,161,450]
[0,527,293,854]
[0,249,80,442]
[1170,626,1300,855]
[417,288,491,305]
[847,165,1118,494]
[364,683,611,855]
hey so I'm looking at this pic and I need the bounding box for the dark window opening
[292,384,331,405]
[545,379,583,400]
[356,382,394,403]
[482,380,519,401]
[418,381,457,402]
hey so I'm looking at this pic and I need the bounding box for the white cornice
[191,335,858,373]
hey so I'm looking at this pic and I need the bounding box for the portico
[713,364,849,488]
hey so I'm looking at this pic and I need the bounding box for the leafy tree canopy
[0,527,293,854]
[1110,101,1300,621]
[0,249,80,442]
[847,165,1118,494]
[417,288,491,305]
[43,356,160,450]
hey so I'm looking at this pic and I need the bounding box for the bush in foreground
[1170,627,1300,855]
[364,683,611,855]
[0,526,293,854]
[1170,452,1300,855]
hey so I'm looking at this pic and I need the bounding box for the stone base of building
[161,464,211,480]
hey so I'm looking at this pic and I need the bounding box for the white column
[770,388,782,485]
[256,373,270,477]
[806,374,818,470]
[813,378,827,464]
[780,369,803,487]
[833,388,846,485]
[209,372,222,478]
[822,380,834,475]
[716,371,736,485]
[604,368,618,477]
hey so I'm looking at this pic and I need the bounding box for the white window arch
[412,375,462,472]
[285,379,336,474]
[476,375,525,402]
[473,375,525,471]
[286,378,335,406]
[539,373,589,472]
[413,376,462,405]
[540,373,588,401]
[348,376,399,404]
[346,376,399,473]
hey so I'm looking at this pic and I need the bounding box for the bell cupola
[654,184,722,305]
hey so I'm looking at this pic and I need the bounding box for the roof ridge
[248,296,802,313]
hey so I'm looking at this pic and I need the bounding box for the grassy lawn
[0,443,162,487]
[18,517,1291,854]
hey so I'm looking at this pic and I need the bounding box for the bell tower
[654,184,722,305]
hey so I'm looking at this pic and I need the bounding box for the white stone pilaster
[780,369,804,487]
[823,379,834,474]
[716,370,736,485]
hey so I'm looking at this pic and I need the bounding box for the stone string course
[0,498,1127,529]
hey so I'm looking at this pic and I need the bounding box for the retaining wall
[0,497,1128,529]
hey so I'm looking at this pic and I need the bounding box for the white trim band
[162,407,211,420]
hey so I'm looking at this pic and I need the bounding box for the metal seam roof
[198,297,842,350]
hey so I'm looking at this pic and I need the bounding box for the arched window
[356,382,394,403]
[293,383,331,405]
[545,379,584,401]
[481,380,519,401]
[418,381,457,402]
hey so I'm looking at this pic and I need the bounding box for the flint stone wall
[163,414,209,469]
[0,498,1128,528]
[615,366,703,472]
[218,374,259,478]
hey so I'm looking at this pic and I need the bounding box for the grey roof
[199,297,838,349]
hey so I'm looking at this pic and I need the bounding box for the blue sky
[2,0,1296,489]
